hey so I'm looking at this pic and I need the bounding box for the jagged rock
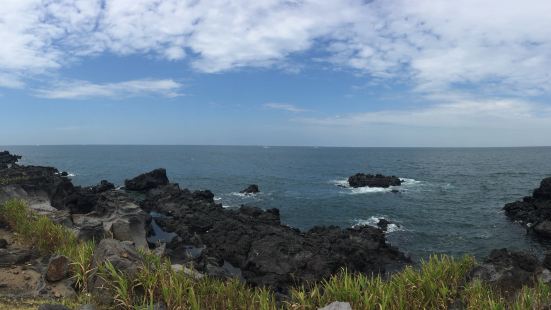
[377,219,392,231]
[141,183,409,291]
[240,184,260,194]
[504,177,551,240]
[46,255,70,282]
[0,151,21,169]
[125,168,169,191]
[37,304,71,310]
[347,173,401,188]
[318,302,353,310]
[88,239,143,305]
[91,180,115,193]
[470,248,546,294]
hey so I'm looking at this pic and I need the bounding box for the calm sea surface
[3,145,551,260]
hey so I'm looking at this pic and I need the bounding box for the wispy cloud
[296,97,551,130]
[35,79,183,99]
[264,103,308,113]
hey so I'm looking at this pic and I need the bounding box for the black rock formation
[124,168,169,191]
[503,177,551,239]
[240,184,260,194]
[348,173,401,188]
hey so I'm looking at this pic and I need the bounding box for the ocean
[3,145,551,260]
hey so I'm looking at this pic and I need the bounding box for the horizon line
[2,144,551,149]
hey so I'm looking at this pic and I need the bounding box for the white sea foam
[214,197,222,201]
[352,216,404,233]
[332,177,422,194]
[231,192,249,197]
[67,173,76,177]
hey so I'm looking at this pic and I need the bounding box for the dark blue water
[3,145,551,260]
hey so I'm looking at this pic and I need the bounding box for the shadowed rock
[503,177,551,240]
[125,168,169,191]
[139,181,410,291]
[348,173,401,188]
[0,151,21,169]
[240,184,260,194]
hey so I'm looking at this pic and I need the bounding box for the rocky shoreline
[2,150,551,308]
[0,151,409,297]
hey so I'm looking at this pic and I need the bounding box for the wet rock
[46,255,70,282]
[377,219,392,231]
[37,304,70,310]
[0,151,21,169]
[125,168,169,191]
[504,177,551,241]
[347,173,401,188]
[470,248,544,294]
[240,184,260,194]
[318,302,353,310]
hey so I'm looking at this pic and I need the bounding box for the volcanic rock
[240,184,260,194]
[125,168,169,191]
[140,181,409,291]
[470,248,549,294]
[347,173,401,188]
[503,177,551,240]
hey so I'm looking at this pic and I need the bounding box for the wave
[331,177,421,194]
[352,216,404,233]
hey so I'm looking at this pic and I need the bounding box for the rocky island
[347,173,402,188]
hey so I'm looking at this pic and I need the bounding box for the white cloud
[0,0,550,99]
[35,79,183,99]
[264,103,307,113]
[297,97,551,130]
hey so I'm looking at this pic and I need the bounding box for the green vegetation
[2,199,551,309]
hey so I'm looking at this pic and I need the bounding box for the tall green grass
[0,199,96,293]
[3,199,551,309]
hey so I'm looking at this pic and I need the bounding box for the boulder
[470,248,544,294]
[240,184,260,194]
[319,302,353,310]
[46,255,70,282]
[124,168,169,191]
[347,173,401,188]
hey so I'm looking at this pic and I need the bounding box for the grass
[2,199,551,309]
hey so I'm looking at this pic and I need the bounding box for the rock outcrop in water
[503,177,551,239]
[347,173,401,188]
[0,150,410,294]
[240,184,260,194]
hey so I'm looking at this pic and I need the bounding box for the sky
[1,0,551,147]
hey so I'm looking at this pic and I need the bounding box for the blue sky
[1,0,551,146]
